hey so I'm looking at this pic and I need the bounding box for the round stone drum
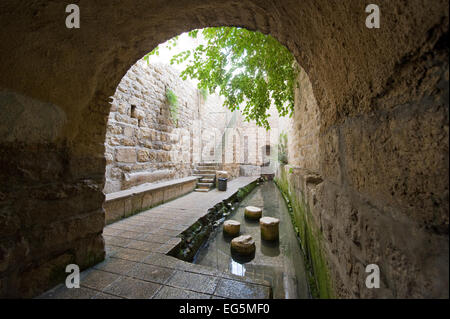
[244,206,262,220]
[259,217,280,241]
[223,220,240,237]
[230,235,256,255]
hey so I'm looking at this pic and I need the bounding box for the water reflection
[194,181,311,299]
[230,259,246,276]
[231,250,256,264]
[260,239,280,257]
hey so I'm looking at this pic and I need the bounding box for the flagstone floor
[39,177,271,299]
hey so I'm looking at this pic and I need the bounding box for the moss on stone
[275,168,334,299]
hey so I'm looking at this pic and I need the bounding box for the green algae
[274,167,334,299]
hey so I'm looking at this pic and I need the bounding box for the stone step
[197,182,214,188]
[196,162,219,166]
[195,164,222,168]
[200,178,215,183]
[194,188,211,192]
[194,166,221,171]
[194,169,217,174]
[193,173,216,178]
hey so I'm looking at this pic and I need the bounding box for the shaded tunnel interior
[0,0,448,298]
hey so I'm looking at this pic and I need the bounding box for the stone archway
[0,0,448,298]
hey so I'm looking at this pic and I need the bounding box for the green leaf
[145,27,299,129]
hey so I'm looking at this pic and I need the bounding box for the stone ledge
[104,176,199,224]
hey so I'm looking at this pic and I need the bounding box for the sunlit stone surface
[231,235,256,255]
[260,217,280,241]
[244,206,262,220]
[223,220,240,237]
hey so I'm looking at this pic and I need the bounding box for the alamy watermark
[65,4,80,29]
[65,4,380,30]
[365,264,380,289]
[365,4,381,29]
[65,264,80,288]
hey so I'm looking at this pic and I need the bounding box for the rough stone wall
[0,0,448,298]
[279,60,449,298]
[287,69,321,172]
[104,61,229,193]
[105,60,282,192]
[225,106,281,168]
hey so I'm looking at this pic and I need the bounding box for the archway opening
[0,1,447,299]
[100,28,311,298]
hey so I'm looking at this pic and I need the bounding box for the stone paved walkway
[39,177,271,299]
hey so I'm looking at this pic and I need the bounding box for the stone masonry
[0,0,447,298]
[104,61,230,193]
[105,61,284,193]
[278,63,449,298]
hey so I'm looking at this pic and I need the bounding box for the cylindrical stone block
[260,217,280,241]
[223,220,240,237]
[244,206,262,220]
[231,235,256,255]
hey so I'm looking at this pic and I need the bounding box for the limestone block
[110,167,122,179]
[105,151,114,164]
[103,180,121,195]
[123,126,134,137]
[121,136,135,146]
[123,169,172,188]
[108,124,122,135]
[231,235,255,255]
[223,220,240,237]
[240,165,261,176]
[259,217,280,241]
[244,206,262,220]
[137,149,151,162]
[104,199,125,223]
[138,127,151,139]
[118,103,128,114]
[115,148,136,163]
[107,135,121,146]
[115,113,138,125]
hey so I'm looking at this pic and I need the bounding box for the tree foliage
[165,88,179,125]
[144,27,298,129]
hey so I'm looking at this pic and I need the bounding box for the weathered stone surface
[223,220,240,237]
[240,165,261,177]
[104,61,281,193]
[277,48,449,298]
[259,217,280,241]
[0,0,447,299]
[244,206,262,220]
[123,170,173,189]
[104,177,198,223]
[231,235,256,255]
[104,62,232,193]
[115,148,136,163]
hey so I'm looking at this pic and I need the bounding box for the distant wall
[105,61,286,193]
[104,61,228,193]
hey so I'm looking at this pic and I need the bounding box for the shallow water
[194,181,311,299]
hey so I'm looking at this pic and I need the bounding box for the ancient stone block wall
[224,107,282,168]
[279,58,449,298]
[105,60,283,192]
[104,61,229,193]
[0,0,447,299]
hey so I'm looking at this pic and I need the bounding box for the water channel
[194,181,311,299]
